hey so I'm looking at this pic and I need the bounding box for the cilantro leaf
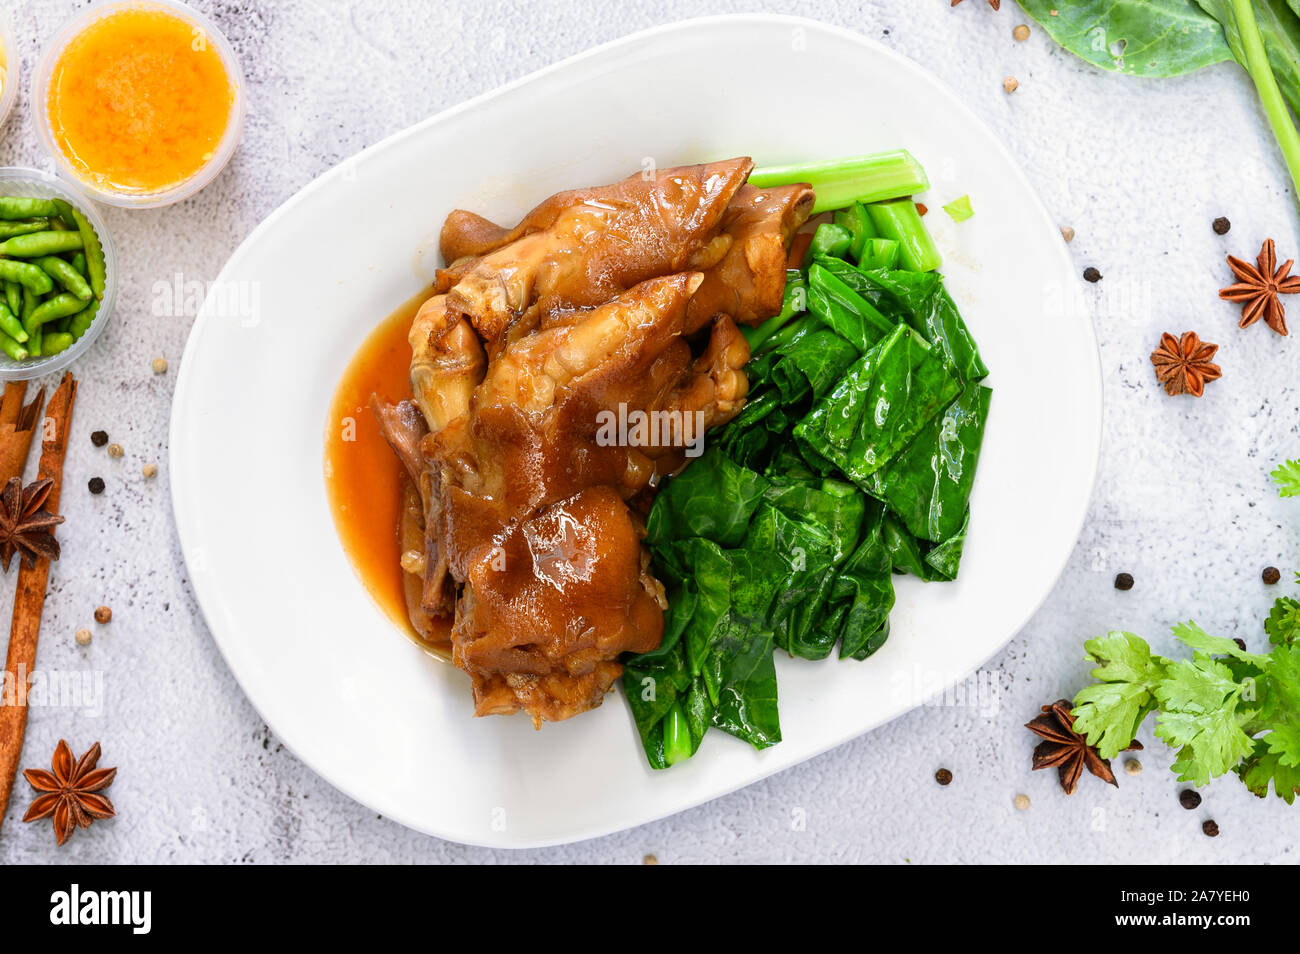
[1266,596,1300,647]
[1259,645,1300,763]
[1272,458,1300,498]
[1154,653,1257,785]
[1239,745,1300,804]
[1172,619,1269,665]
[1071,631,1167,759]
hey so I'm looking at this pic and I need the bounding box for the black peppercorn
[88,477,105,495]
[1083,266,1102,283]
[90,430,108,447]
[1114,572,1134,591]
[935,768,953,786]
[1234,637,1248,652]
[1263,566,1281,585]
[1179,788,1202,810]
[1202,819,1219,837]
[1212,217,1231,235]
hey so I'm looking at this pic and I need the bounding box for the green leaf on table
[1266,596,1300,646]
[1071,631,1168,758]
[1172,619,1270,665]
[1272,458,1300,497]
[1195,0,1300,122]
[1155,653,1258,785]
[1017,0,1235,77]
[1235,643,1300,801]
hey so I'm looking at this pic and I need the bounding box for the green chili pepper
[69,251,88,277]
[0,231,85,257]
[40,332,75,356]
[0,218,51,240]
[0,330,29,362]
[54,200,105,300]
[3,280,20,317]
[24,293,87,339]
[0,260,55,296]
[0,302,29,344]
[0,197,60,220]
[67,299,100,341]
[33,256,93,301]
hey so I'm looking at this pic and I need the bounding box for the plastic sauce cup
[31,0,246,209]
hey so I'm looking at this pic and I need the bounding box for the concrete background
[0,0,1296,863]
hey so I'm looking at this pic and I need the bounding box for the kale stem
[662,702,693,766]
[1231,0,1300,199]
[865,199,942,272]
[742,270,806,353]
[750,150,930,214]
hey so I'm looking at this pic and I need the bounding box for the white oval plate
[171,14,1100,848]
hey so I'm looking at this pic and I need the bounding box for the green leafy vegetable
[794,324,961,486]
[867,382,992,544]
[1069,458,1300,802]
[1073,631,1169,759]
[1019,0,1300,201]
[1016,0,1234,77]
[624,157,993,768]
[1273,457,1300,496]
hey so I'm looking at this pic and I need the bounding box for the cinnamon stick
[0,373,76,831]
[0,382,45,485]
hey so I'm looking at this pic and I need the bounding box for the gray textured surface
[0,0,1297,864]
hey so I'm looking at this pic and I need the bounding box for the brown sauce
[324,290,453,660]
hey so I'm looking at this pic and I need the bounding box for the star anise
[22,740,116,845]
[0,476,63,572]
[1218,238,1300,336]
[1026,699,1141,795]
[951,0,1001,8]
[1150,331,1222,397]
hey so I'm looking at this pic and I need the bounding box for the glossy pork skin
[382,158,807,727]
[440,157,752,341]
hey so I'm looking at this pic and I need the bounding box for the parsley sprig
[1070,459,1300,804]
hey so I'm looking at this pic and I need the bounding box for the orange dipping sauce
[46,4,236,195]
[325,292,453,659]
